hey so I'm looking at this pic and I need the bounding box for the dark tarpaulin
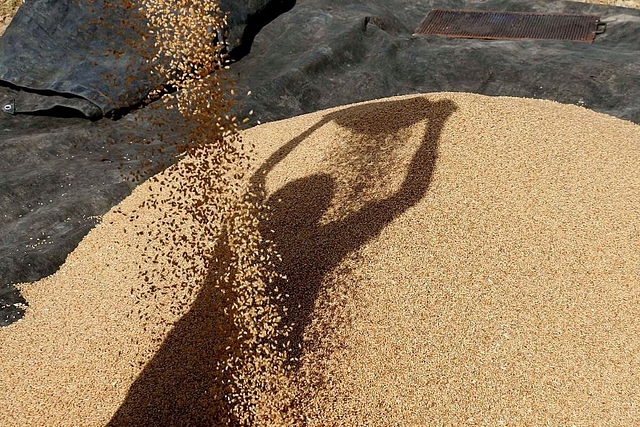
[0,0,296,119]
[0,0,159,119]
[0,90,187,326]
[0,0,163,325]
[229,0,640,126]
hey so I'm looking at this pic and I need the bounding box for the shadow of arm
[250,117,329,192]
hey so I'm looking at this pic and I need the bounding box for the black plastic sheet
[0,0,295,119]
[230,0,640,125]
[0,0,296,325]
[0,0,158,118]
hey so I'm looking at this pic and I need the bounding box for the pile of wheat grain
[3,91,640,426]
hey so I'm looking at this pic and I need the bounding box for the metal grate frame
[414,9,605,43]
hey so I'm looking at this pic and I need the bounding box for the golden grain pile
[0,0,21,35]
[575,0,640,7]
[0,0,21,18]
[3,90,639,426]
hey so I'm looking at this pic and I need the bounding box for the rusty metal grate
[414,9,605,43]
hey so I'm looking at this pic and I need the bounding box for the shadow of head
[267,173,335,231]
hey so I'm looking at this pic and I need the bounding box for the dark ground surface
[230,0,640,125]
[1,0,639,325]
[0,95,185,325]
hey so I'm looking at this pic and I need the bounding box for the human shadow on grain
[253,96,457,360]
[107,96,456,425]
[107,234,248,426]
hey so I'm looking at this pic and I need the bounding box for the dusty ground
[1,92,639,425]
